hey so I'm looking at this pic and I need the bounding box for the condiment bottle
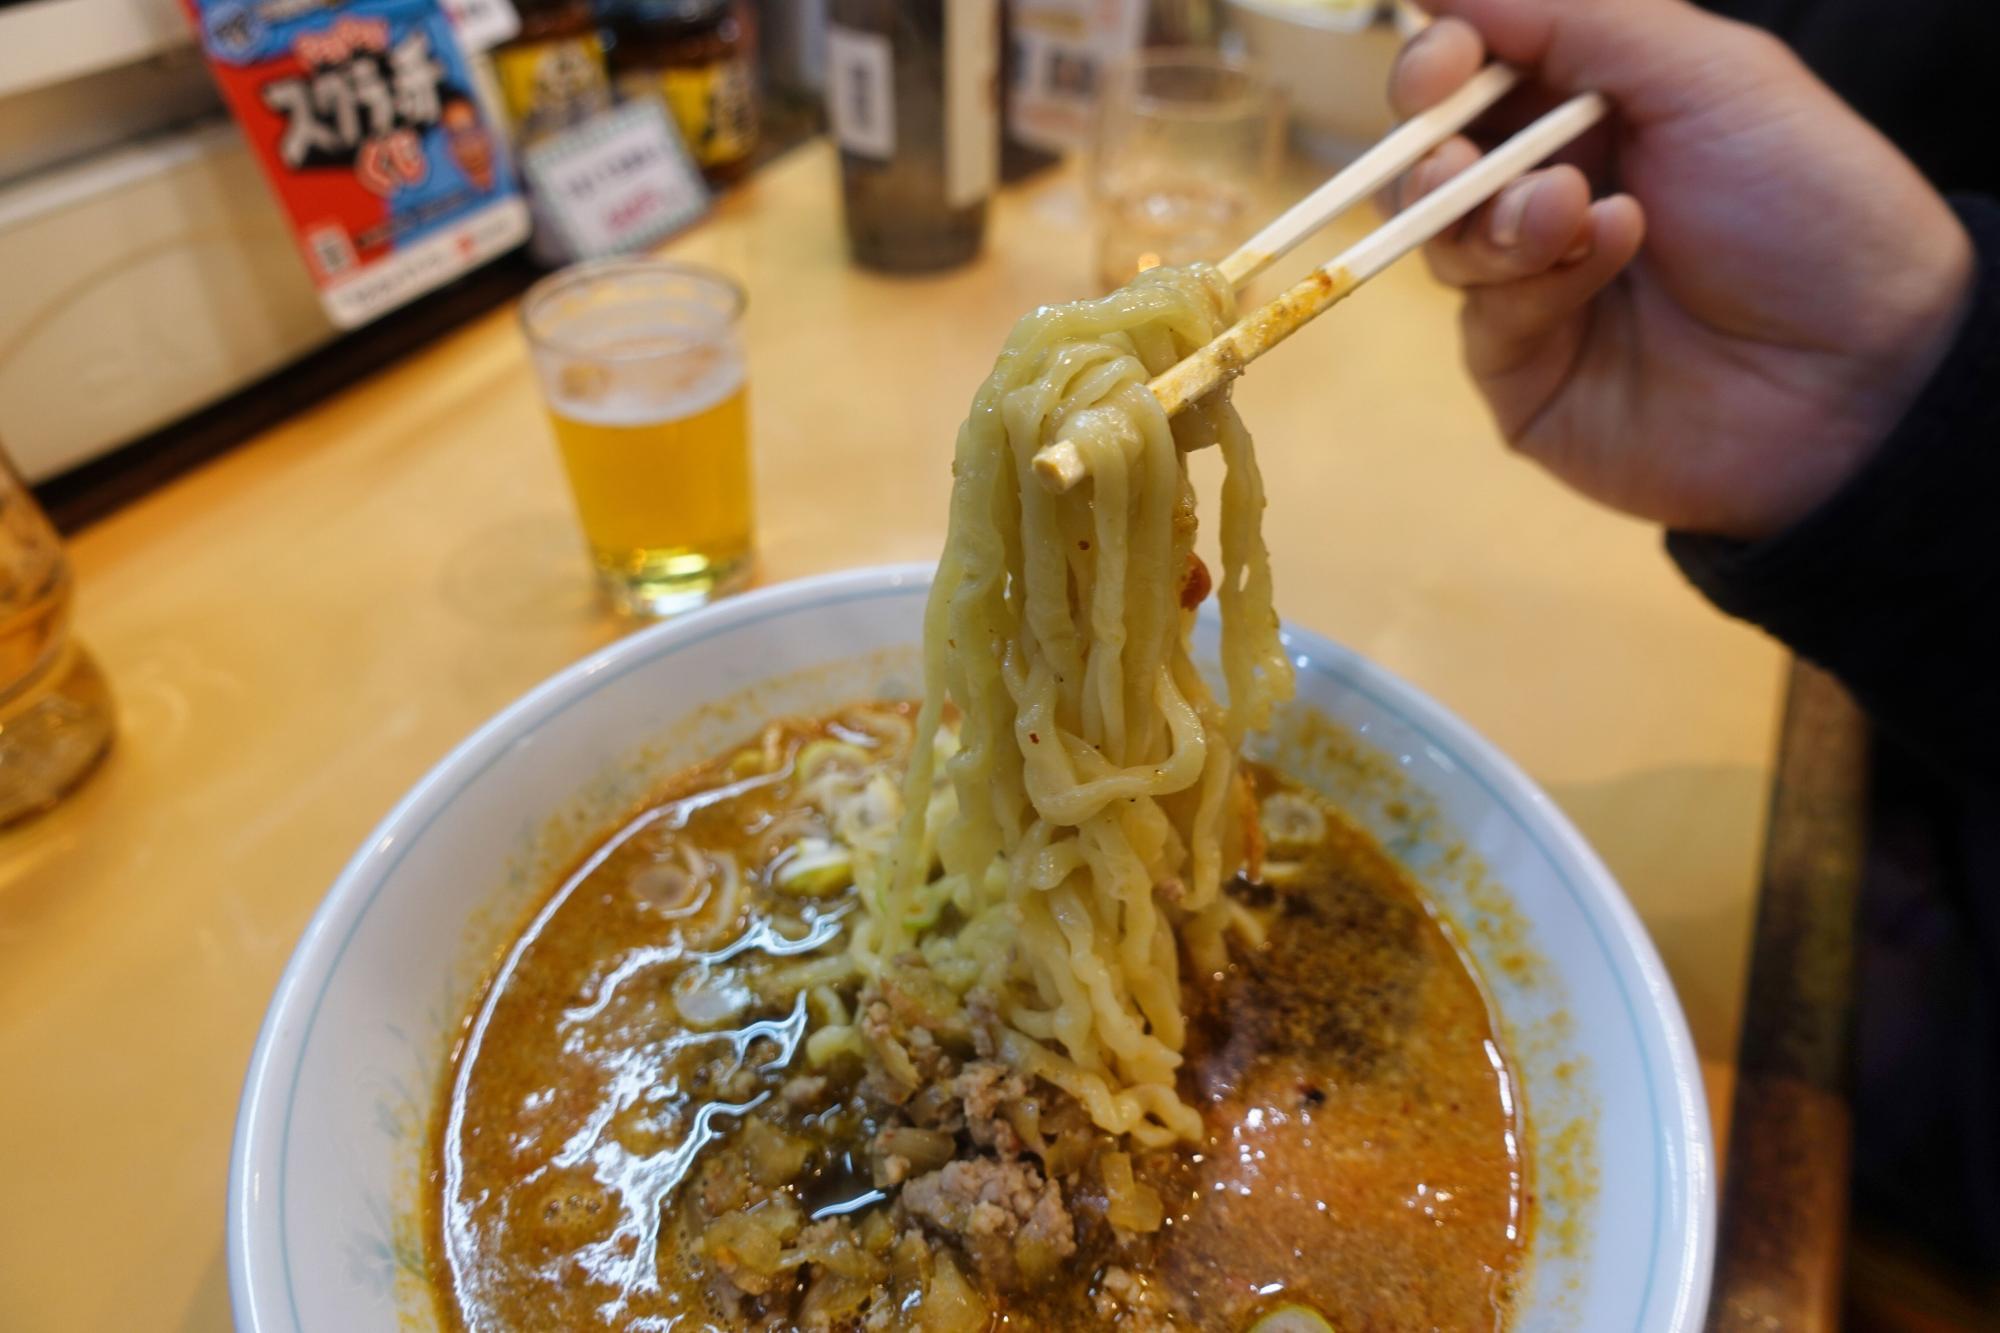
[489,0,616,144]
[825,0,999,272]
[606,0,761,183]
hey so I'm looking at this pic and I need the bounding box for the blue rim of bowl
[227,563,1714,1332]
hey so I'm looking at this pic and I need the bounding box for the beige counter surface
[0,142,1783,1329]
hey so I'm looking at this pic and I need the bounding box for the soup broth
[431,703,1525,1331]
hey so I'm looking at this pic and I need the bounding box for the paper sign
[825,24,894,160]
[441,0,519,52]
[522,98,710,261]
[186,0,531,328]
[1008,0,1146,151]
[943,0,998,208]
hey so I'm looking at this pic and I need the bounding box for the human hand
[1391,0,1974,539]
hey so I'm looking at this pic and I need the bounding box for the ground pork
[1093,1265,1176,1327]
[859,995,957,1107]
[899,1157,1076,1288]
[964,990,1004,1060]
[954,1060,1027,1154]
[780,1073,829,1107]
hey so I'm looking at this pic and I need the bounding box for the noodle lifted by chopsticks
[853,264,1293,1147]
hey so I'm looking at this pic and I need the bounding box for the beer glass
[1092,50,1282,290]
[0,451,113,825]
[522,260,754,617]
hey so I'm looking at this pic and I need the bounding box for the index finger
[1418,0,1736,123]
[1389,17,1488,118]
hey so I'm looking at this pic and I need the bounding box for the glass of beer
[0,446,113,825]
[522,260,754,617]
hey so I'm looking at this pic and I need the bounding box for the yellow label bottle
[490,0,613,142]
[606,0,760,182]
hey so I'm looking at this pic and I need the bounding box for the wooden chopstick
[1036,87,1608,492]
[1218,63,1520,287]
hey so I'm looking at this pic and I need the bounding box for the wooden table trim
[1706,659,1870,1330]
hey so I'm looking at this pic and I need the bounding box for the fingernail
[1390,22,1440,104]
[1395,21,1440,73]
[1490,179,1536,249]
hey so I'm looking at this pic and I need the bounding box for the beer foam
[550,338,746,426]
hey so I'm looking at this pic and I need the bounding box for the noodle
[853,265,1293,1145]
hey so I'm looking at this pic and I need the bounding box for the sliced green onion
[1248,1306,1334,1333]
[796,739,871,780]
[902,895,944,931]
[774,837,853,897]
[1258,791,1326,853]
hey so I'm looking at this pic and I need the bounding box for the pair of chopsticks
[1034,67,1606,491]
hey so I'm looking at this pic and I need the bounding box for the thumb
[1416,0,1778,125]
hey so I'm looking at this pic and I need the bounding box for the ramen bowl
[229,564,1714,1332]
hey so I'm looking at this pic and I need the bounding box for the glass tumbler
[1091,49,1283,291]
[522,260,755,618]
[0,451,113,825]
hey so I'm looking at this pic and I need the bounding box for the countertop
[0,141,1786,1329]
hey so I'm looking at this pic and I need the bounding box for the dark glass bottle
[825,0,999,272]
[605,0,761,184]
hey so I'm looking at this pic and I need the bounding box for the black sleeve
[1667,195,2000,782]
[1700,1,2000,197]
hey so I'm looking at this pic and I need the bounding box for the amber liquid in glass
[0,488,112,825]
[546,342,753,616]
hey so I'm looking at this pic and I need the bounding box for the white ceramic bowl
[1220,0,1410,161]
[229,564,1714,1332]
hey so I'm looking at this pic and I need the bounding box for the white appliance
[0,0,343,482]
